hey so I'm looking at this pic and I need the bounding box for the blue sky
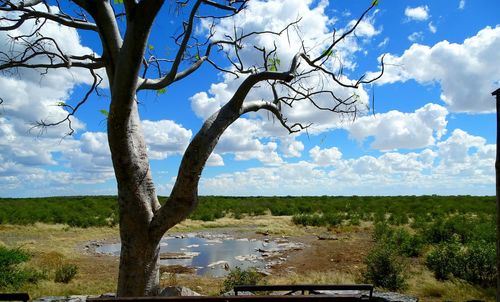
[0,0,499,197]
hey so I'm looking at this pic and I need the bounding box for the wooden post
[493,88,500,302]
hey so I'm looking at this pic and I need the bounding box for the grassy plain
[0,196,496,301]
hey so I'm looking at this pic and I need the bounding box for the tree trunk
[108,99,161,296]
[117,219,161,296]
[493,89,500,302]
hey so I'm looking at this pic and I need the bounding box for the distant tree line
[0,195,494,228]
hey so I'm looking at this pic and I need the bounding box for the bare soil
[270,227,374,276]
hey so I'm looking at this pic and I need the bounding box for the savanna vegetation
[0,195,494,226]
[0,195,496,300]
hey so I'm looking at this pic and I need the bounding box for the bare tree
[0,0,384,296]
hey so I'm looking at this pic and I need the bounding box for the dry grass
[0,223,119,298]
[0,218,496,301]
[266,271,357,285]
[406,269,495,302]
[160,274,224,296]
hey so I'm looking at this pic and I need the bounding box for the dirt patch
[266,226,374,276]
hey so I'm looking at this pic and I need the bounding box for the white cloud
[378,37,389,48]
[408,31,424,42]
[192,0,378,132]
[198,128,494,196]
[428,22,437,34]
[206,153,225,167]
[405,6,430,21]
[347,16,381,38]
[373,26,500,113]
[309,146,342,166]
[280,136,304,158]
[142,120,192,160]
[459,0,465,10]
[348,104,448,150]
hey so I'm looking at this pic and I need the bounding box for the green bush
[54,264,78,283]
[0,246,46,289]
[363,244,407,291]
[457,241,496,287]
[426,239,496,287]
[391,228,423,257]
[425,238,461,280]
[221,267,262,294]
[372,222,393,242]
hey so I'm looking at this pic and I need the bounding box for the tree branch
[31,69,103,136]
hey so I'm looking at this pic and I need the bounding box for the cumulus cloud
[206,153,225,167]
[198,128,493,196]
[189,0,383,165]
[348,103,448,150]
[309,146,342,166]
[142,120,192,160]
[216,119,283,165]
[405,6,430,21]
[347,16,381,38]
[373,26,500,113]
[459,0,465,10]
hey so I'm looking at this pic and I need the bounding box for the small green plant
[363,244,407,291]
[221,267,262,294]
[54,263,78,283]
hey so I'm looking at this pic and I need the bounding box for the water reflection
[96,235,282,277]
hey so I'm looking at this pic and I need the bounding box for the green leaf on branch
[99,109,109,118]
[148,44,154,51]
[372,0,379,6]
[156,88,167,95]
[114,0,123,4]
[268,58,281,72]
[55,102,66,107]
[194,54,201,60]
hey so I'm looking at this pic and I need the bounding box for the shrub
[391,228,423,257]
[426,239,496,287]
[425,238,461,280]
[292,213,323,227]
[221,267,262,294]
[324,213,344,227]
[363,244,407,291]
[54,264,78,283]
[455,241,496,287]
[372,222,393,242]
[0,246,46,289]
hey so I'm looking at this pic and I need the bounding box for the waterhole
[95,233,300,277]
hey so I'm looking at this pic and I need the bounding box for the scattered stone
[372,291,418,302]
[222,290,254,296]
[159,252,199,259]
[317,234,339,240]
[160,287,201,297]
[235,254,262,262]
[34,296,89,302]
[207,260,229,268]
